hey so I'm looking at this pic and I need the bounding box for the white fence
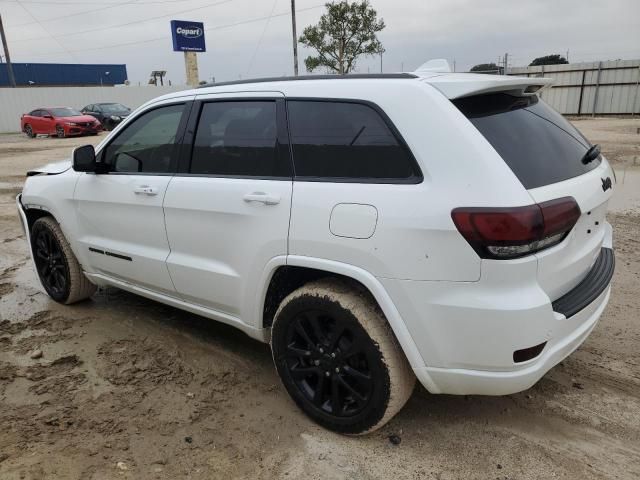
[508,59,640,115]
[0,85,187,133]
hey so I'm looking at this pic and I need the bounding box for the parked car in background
[21,107,102,138]
[81,103,131,130]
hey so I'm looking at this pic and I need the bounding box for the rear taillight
[451,197,580,259]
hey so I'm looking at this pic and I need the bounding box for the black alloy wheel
[284,309,375,418]
[32,223,70,301]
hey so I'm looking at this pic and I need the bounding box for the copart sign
[170,20,206,52]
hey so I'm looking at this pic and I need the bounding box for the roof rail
[198,73,417,88]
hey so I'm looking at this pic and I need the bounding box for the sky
[0,0,639,85]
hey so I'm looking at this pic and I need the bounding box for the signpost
[170,20,206,87]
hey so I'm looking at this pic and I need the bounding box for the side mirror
[72,145,97,172]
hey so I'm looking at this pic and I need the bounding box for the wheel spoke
[36,248,49,260]
[313,374,326,406]
[336,375,367,404]
[342,365,372,386]
[307,313,328,344]
[293,320,315,349]
[328,324,347,351]
[53,270,66,289]
[285,344,312,360]
[330,376,342,415]
[289,366,320,380]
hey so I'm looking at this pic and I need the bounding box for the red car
[21,107,102,138]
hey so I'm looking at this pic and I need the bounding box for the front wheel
[24,124,36,138]
[271,279,415,434]
[31,216,96,304]
[55,125,65,138]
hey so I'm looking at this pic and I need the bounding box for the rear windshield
[453,93,600,189]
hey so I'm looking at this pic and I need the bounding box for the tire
[24,124,36,138]
[31,217,96,304]
[271,279,415,434]
[55,125,65,138]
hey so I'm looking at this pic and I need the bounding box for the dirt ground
[0,119,639,479]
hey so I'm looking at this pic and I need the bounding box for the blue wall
[0,63,127,87]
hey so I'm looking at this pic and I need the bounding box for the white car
[17,65,615,434]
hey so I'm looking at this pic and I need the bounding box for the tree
[470,63,500,72]
[529,54,568,66]
[298,1,385,75]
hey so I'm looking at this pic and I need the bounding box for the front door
[163,94,293,325]
[74,101,191,295]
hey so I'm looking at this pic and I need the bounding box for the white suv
[17,69,615,434]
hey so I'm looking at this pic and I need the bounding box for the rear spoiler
[420,73,554,99]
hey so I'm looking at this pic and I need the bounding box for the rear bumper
[415,284,610,395]
[381,241,614,395]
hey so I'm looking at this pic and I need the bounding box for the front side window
[287,100,420,182]
[102,103,185,174]
[190,101,288,177]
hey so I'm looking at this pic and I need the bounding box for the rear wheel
[271,279,415,434]
[31,217,96,304]
[55,125,65,138]
[24,124,36,138]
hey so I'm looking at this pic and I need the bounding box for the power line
[14,0,79,61]
[7,0,143,28]
[246,0,278,75]
[14,0,236,42]
[11,3,324,58]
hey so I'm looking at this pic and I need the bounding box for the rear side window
[190,101,290,177]
[453,93,599,189]
[287,100,421,182]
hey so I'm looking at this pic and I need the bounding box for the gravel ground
[0,119,639,479]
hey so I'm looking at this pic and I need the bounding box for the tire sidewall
[271,290,392,434]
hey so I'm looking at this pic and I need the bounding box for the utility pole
[0,15,17,87]
[503,52,509,75]
[290,0,299,76]
[380,52,382,73]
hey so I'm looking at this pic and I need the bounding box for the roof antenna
[414,59,452,73]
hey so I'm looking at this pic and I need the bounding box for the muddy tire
[31,216,96,304]
[24,124,36,138]
[271,279,415,435]
[56,125,65,138]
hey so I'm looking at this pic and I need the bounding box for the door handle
[133,185,159,196]
[243,192,281,205]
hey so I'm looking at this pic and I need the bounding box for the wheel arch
[262,255,435,390]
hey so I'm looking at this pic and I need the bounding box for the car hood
[26,159,72,177]
[61,115,98,123]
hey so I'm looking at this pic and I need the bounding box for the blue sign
[170,20,206,52]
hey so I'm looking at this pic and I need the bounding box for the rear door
[453,93,614,299]
[74,100,191,295]
[163,92,292,324]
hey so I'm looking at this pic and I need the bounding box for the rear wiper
[581,144,601,165]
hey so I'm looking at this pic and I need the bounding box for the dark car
[81,103,131,130]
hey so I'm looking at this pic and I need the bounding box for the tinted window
[29,110,41,117]
[50,108,82,117]
[453,93,599,189]
[103,104,185,174]
[287,100,420,181]
[190,101,289,177]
